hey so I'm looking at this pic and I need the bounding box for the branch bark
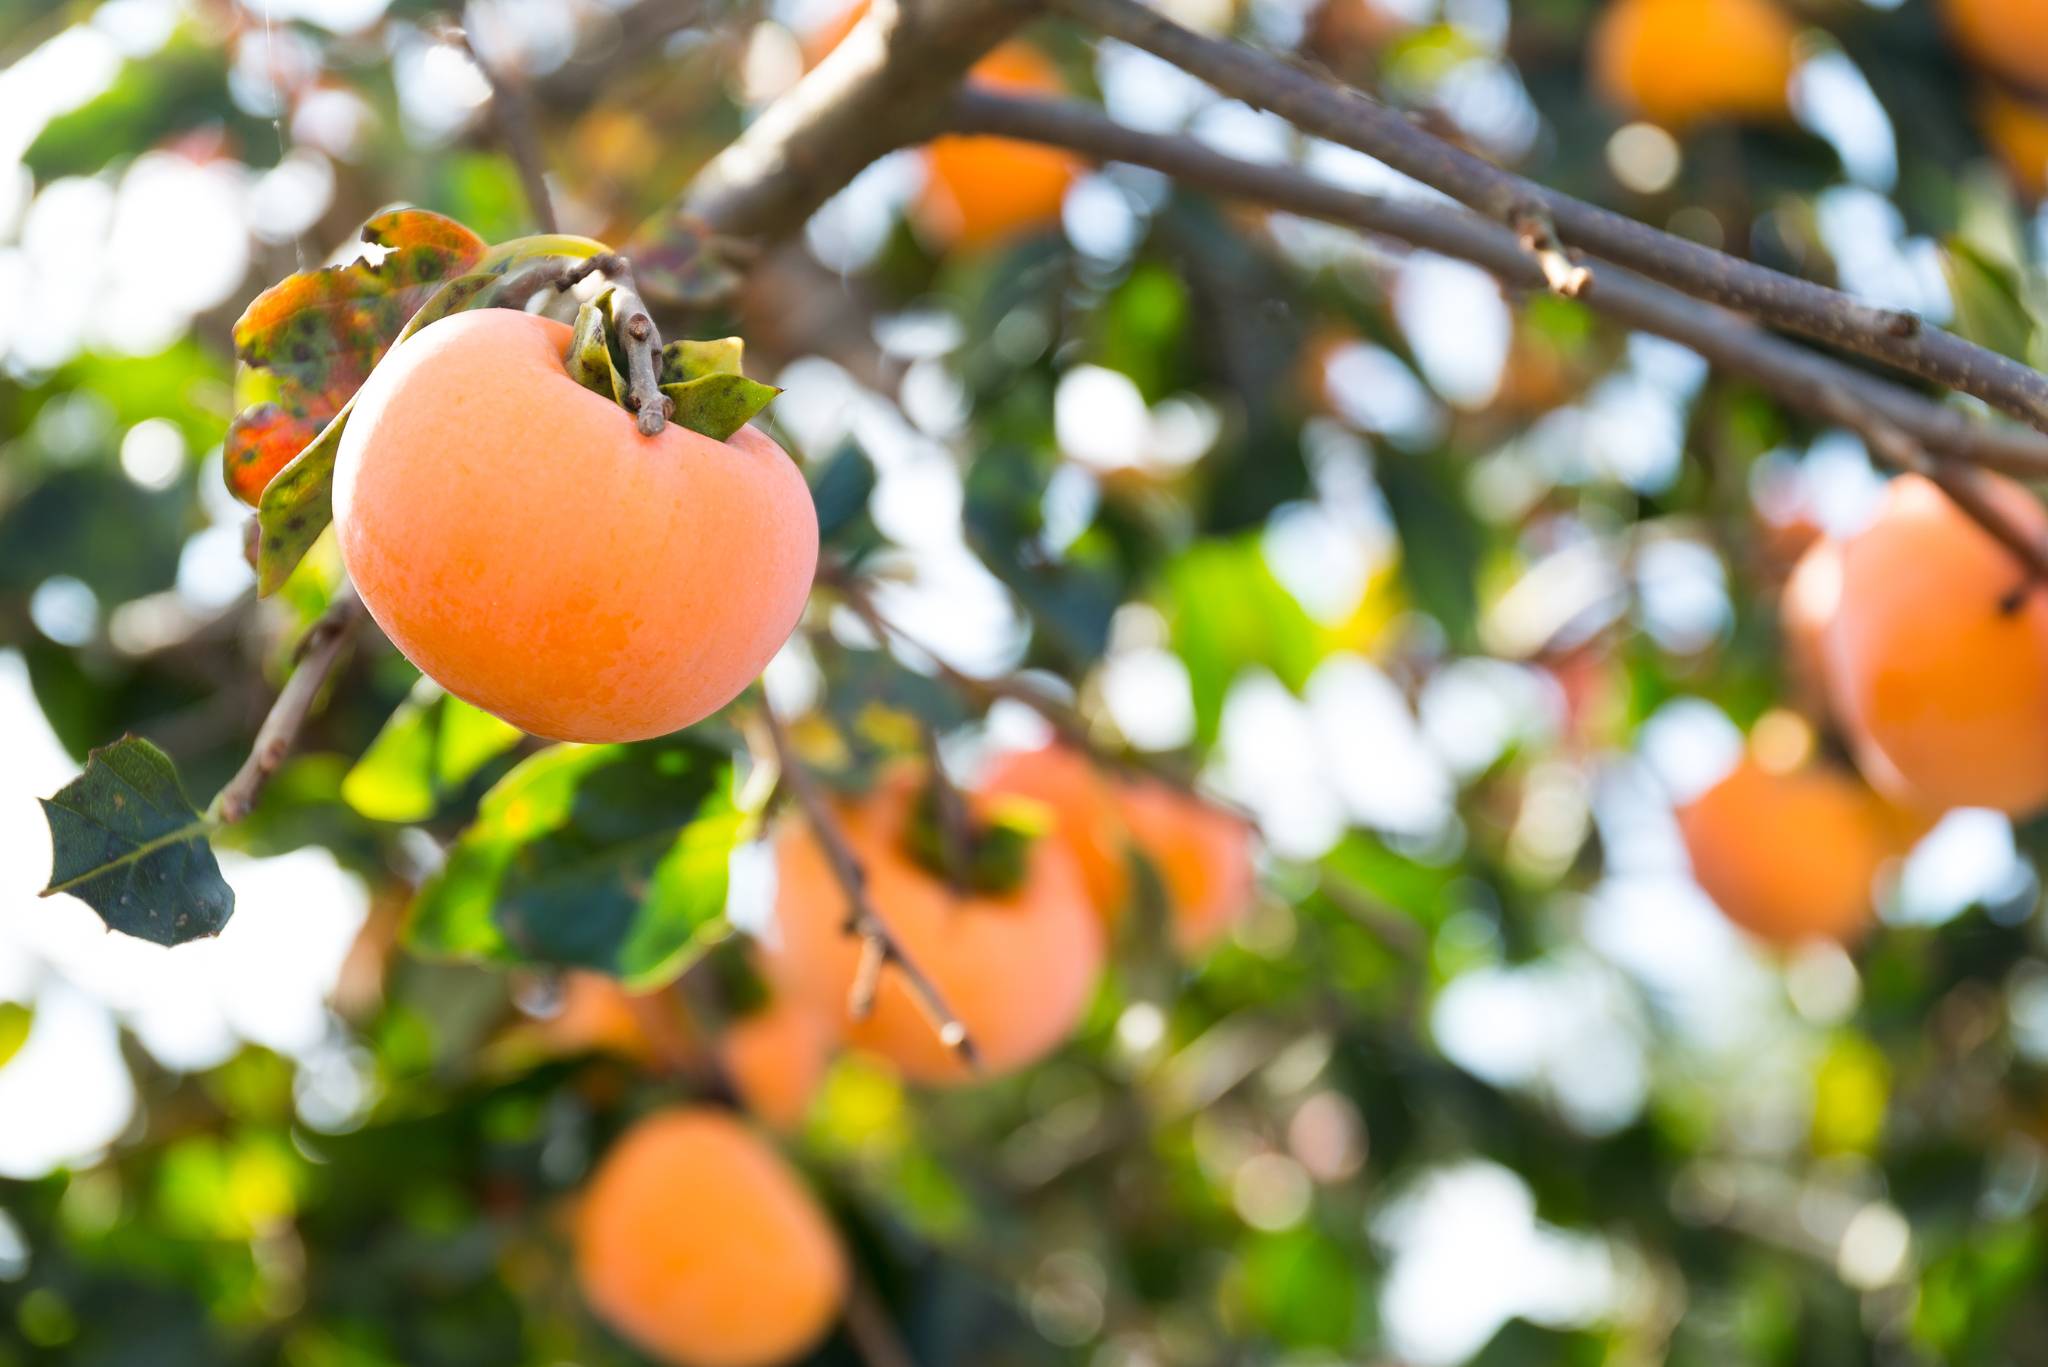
[759,701,979,1069]
[1052,0,2048,434]
[669,0,1037,243]
[210,587,365,825]
[945,90,2048,481]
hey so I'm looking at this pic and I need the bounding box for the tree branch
[759,701,979,1069]
[668,0,1036,244]
[210,587,365,825]
[446,24,557,233]
[945,90,2048,481]
[1052,0,2048,433]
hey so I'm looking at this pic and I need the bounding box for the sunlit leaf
[566,294,623,400]
[661,373,782,442]
[39,737,232,946]
[0,1003,30,1071]
[341,679,524,823]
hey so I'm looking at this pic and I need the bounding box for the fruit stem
[608,269,673,438]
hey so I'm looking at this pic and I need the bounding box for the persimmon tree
[11,0,2048,1363]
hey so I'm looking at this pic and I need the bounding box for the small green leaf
[660,337,745,383]
[253,232,614,593]
[567,295,624,401]
[406,736,750,987]
[661,373,782,442]
[0,1003,31,1071]
[39,737,233,946]
[341,680,523,823]
[809,441,878,544]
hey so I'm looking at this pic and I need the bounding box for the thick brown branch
[669,0,1035,244]
[1053,0,2048,433]
[210,587,365,825]
[759,701,979,1068]
[945,90,2048,480]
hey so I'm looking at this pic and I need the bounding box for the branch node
[1511,205,1591,299]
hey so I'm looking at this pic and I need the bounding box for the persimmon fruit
[576,1107,846,1367]
[1824,473,2048,817]
[917,44,1082,251]
[717,996,837,1132]
[1589,0,1800,130]
[978,743,1132,917]
[1980,89,2048,200]
[1943,0,2048,92]
[766,768,1105,1085]
[1117,777,1258,953]
[1677,753,1894,945]
[334,308,817,744]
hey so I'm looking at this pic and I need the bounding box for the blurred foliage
[4,0,2048,1365]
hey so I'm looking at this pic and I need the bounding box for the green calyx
[564,289,781,443]
[904,783,1048,897]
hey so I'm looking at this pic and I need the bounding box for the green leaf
[39,738,232,946]
[405,736,749,987]
[340,680,524,823]
[252,231,613,594]
[1159,536,1323,746]
[23,35,263,182]
[659,337,745,382]
[808,441,879,545]
[566,294,624,401]
[1942,237,2038,364]
[660,373,782,442]
[0,1003,30,1071]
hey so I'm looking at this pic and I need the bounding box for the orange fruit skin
[334,309,817,744]
[575,1107,846,1367]
[1980,88,2048,200]
[766,769,1105,1086]
[1676,757,1892,945]
[978,743,1132,917]
[1943,0,2048,92]
[1825,473,2048,817]
[1589,0,1799,130]
[917,44,1083,251]
[717,997,837,1133]
[1780,534,1840,722]
[1116,779,1257,953]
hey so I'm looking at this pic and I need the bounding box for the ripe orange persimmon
[1980,88,2048,200]
[766,768,1104,1085]
[1677,753,1895,944]
[717,996,837,1132]
[917,44,1083,251]
[1825,473,2048,816]
[334,309,817,744]
[1943,0,2048,92]
[978,743,1132,916]
[1589,0,1800,130]
[1779,534,1840,720]
[576,1107,846,1367]
[1117,777,1258,953]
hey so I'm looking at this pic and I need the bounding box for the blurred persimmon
[1590,0,1800,130]
[1943,0,2048,92]
[717,994,837,1133]
[1825,473,2048,816]
[766,767,1105,1085]
[1979,88,2048,199]
[576,1107,846,1367]
[917,44,1083,251]
[1116,777,1258,953]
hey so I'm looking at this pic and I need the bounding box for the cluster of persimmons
[539,745,1254,1366]
[1679,472,2048,947]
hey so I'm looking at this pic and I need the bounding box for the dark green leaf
[39,737,232,946]
[406,736,748,986]
[660,372,782,442]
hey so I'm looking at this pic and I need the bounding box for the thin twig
[447,25,558,233]
[759,702,978,1067]
[944,90,2048,480]
[607,265,673,436]
[1510,204,1590,298]
[209,587,365,824]
[842,1274,918,1367]
[1052,0,2048,433]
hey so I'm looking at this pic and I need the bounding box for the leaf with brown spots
[253,232,616,594]
[224,208,487,506]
